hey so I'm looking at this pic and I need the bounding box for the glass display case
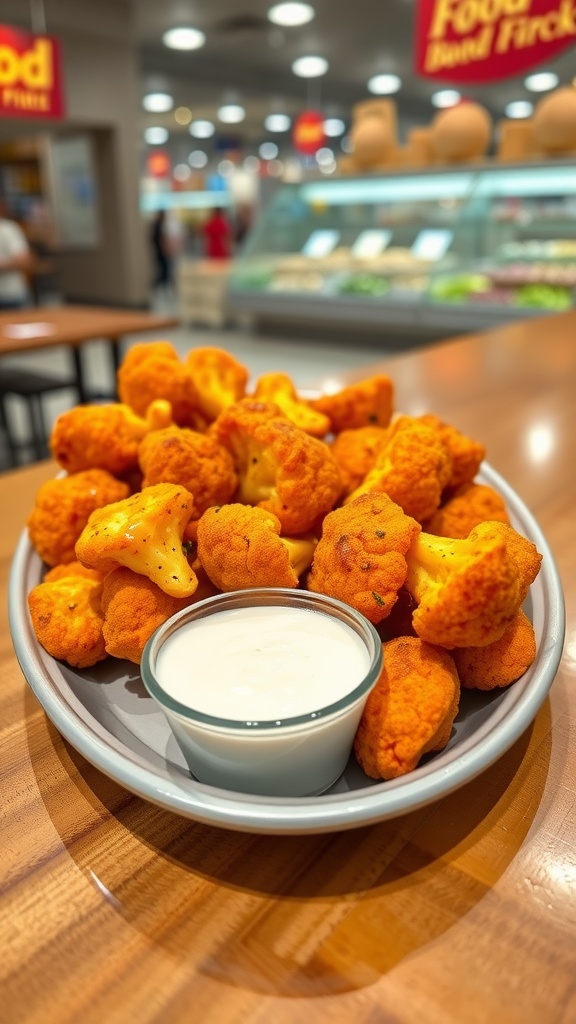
[228,161,576,334]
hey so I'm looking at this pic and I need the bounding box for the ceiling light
[218,159,235,177]
[189,120,215,138]
[174,106,192,125]
[259,141,279,160]
[244,155,261,172]
[505,100,534,119]
[189,150,208,168]
[174,163,192,181]
[144,127,169,145]
[292,55,328,77]
[323,118,345,136]
[268,3,315,26]
[316,147,334,166]
[525,71,559,92]
[218,104,246,124]
[367,74,401,95]
[143,92,173,113]
[431,89,461,108]
[265,113,292,132]
[163,27,206,50]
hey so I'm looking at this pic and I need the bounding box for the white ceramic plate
[9,463,565,835]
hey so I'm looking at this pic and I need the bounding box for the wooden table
[1,312,574,1024]
[0,305,178,403]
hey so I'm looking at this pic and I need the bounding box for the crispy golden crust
[118,342,204,428]
[330,425,389,495]
[101,566,193,664]
[138,426,238,518]
[451,610,537,690]
[185,346,249,421]
[253,373,330,438]
[419,413,486,491]
[310,375,394,433]
[28,576,107,669]
[423,482,510,539]
[50,401,172,476]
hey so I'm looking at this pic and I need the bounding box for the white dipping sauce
[155,605,370,721]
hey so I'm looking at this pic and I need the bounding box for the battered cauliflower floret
[185,346,249,421]
[44,561,105,583]
[212,400,342,534]
[75,482,198,598]
[253,372,330,438]
[28,576,107,669]
[330,425,389,495]
[405,521,542,649]
[27,469,130,567]
[423,482,510,539]
[118,341,204,428]
[307,493,421,624]
[451,610,536,690]
[310,374,394,433]
[346,415,453,524]
[196,504,316,591]
[354,637,460,780]
[50,400,172,476]
[138,425,238,519]
[100,567,195,664]
[419,413,485,491]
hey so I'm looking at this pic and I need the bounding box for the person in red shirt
[202,207,232,260]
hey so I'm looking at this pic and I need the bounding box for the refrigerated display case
[228,161,576,334]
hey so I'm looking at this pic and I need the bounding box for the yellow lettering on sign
[0,38,53,88]
[428,0,531,38]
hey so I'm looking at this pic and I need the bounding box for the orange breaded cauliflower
[405,521,542,649]
[185,346,248,421]
[27,469,130,567]
[118,341,204,428]
[423,482,510,539]
[197,504,316,591]
[346,415,453,523]
[75,483,198,598]
[451,610,536,690]
[310,374,394,433]
[252,372,330,438]
[28,575,107,669]
[307,493,421,624]
[100,567,195,664]
[330,425,389,495]
[138,425,238,519]
[419,413,485,491]
[44,561,104,583]
[212,400,342,534]
[354,636,460,779]
[50,400,172,476]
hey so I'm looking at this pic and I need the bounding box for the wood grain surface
[1,312,575,1024]
[0,305,178,354]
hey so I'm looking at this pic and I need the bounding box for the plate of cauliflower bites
[10,341,564,833]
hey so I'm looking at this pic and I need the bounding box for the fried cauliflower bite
[50,400,172,477]
[118,342,204,428]
[28,576,107,669]
[252,373,330,438]
[423,482,510,539]
[310,374,394,433]
[405,521,542,649]
[419,414,485,491]
[345,415,453,524]
[185,346,249,421]
[196,504,317,591]
[330,425,389,495]
[44,561,104,583]
[137,426,238,519]
[451,610,536,690]
[354,637,460,780]
[100,567,195,664]
[75,483,198,598]
[307,493,421,624]
[212,400,342,534]
[27,470,130,567]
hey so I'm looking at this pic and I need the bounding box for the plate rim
[9,462,566,834]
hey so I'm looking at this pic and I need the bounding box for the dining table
[1,310,574,1024]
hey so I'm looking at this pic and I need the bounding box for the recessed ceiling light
[174,163,192,181]
[524,71,559,92]
[218,104,246,124]
[143,92,173,113]
[163,27,206,50]
[431,89,461,108]
[189,120,215,138]
[244,155,261,172]
[144,127,169,145]
[292,55,328,77]
[174,106,192,125]
[367,74,401,95]
[259,141,279,160]
[316,147,334,166]
[505,100,534,119]
[218,159,235,176]
[189,150,208,168]
[268,3,315,27]
[265,113,292,132]
[323,117,345,137]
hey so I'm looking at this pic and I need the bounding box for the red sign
[415,0,576,83]
[0,25,64,118]
[147,151,171,178]
[293,110,325,154]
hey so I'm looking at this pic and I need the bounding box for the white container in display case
[227,160,576,336]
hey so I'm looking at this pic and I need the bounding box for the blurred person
[234,204,253,249]
[150,210,172,288]
[202,207,232,260]
[0,197,32,309]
